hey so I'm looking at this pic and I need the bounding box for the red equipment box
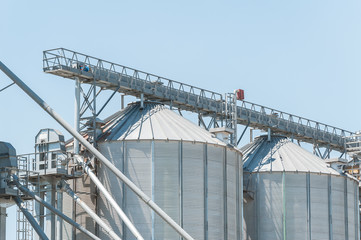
[236,89,244,101]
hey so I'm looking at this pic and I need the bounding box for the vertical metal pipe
[224,94,228,127]
[14,196,49,240]
[121,94,125,110]
[0,207,6,240]
[267,128,271,142]
[140,93,144,109]
[93,78,97,147]
[0,62,194,240]
[56,191,63,240]
[74,77,80,154]
[50,181,56,240]
[232,92,237,145]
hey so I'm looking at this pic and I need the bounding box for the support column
[0,207,6,240]
[74,77,80,154]
[121,94,125,110]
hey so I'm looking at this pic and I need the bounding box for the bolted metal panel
[182,142,204,240]
[243,172,359,240]
[124,141,152,239]
[99,102,227,146]
[242,173,257,240]
[346,178,355,240]
[284,173,307,239]
[331,176,346,239]
[97,141,125,239]
[258,173,283,240]
[93,102,242,240]
[226,150,237,240]
[154,141,180,240]
[310,174,329,239]
[242,136,340,175]
[207,145,224,240]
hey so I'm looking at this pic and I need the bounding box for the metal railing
[43,48,355,151]
[43,48,222,102]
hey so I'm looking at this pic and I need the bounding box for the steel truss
[43,48,354,152]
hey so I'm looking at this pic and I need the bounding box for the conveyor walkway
[43,48,354,152]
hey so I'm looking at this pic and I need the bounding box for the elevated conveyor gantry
[43,48,354,152]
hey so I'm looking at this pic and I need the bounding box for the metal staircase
[43,48,354,152]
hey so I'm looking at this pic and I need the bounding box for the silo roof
[97,102,227,145]
[242,135,340,175]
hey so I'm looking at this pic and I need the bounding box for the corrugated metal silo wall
[97,140,243,240]
[243,172,359,240]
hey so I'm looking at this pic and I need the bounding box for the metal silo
[96,101,243,240]
[242,135,359,240]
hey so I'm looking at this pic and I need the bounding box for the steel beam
[42,48,354,152]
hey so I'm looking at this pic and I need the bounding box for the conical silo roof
[97,101,227,145]
[241,135,340,175]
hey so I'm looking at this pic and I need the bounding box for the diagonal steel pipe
[60,180,122,240]
[12,176,100,240]
[0,61,194,240]
[14,196,49,240]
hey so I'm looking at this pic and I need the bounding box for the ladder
[43,48,354,152]
[16,156,34,240]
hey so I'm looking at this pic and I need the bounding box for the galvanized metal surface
[242,136,359,240]
[242,135,340,174]
[97,102,242,240]
[99,102,227,145]
[98,140,242,240]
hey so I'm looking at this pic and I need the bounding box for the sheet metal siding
[96,139,241,240]
[243,172,359,240]
[331,176,345,240]
[154,142,180,240]
[97,141,124,239]
[285,173,307,239]
[242,136,340,175]
[124,141,153,239]
[227,150,237,240]
[182,142,205,240]
[346,179,356,240]
[100,103,227,146]
[207,146,225,240]
[310,174,329,240]
[259,173,283,240]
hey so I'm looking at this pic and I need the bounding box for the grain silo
[94,101,243,240]
[242,135,359,240]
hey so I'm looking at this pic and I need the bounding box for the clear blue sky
[1,1,361,239]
